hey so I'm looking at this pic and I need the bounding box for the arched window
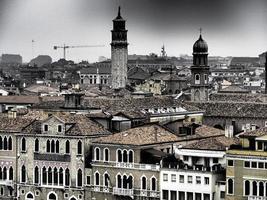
[42,167,47,184]
[227,179,234,194]
[9,167,13,180]
[252,181,257,196]
[104,148,109,162]
[195,74,200,84]
[48,167,52,185]
[123,150,127,162]
[8,136,12,150]
[128,150,134,163]
[259,182,264,196]
[59,168,63,185]
[141,176,147,190]
[77,169,83,187]
[104,173,109,187]
[3,136,7,150]
[117,174,122,188]
[51,140,55,153]
[151,177,156,191]
[26,192,34,200]
[128,175,133,189]
[3,167,7,180]
[117,149,122,162]
[77,140,82,155]
[21,137,26,152]
[123,175,127,189]
[95,172,100,186]
[53,168,58,185]
[21,165,26,183]
[46,140,50,153]
[34,166,39,184]
[65,168,70,186]
[65,140,70,154]
[0,167,2,180]
[55,140,59,153]
[48,192,57,200]
[0,137,2,150]
[34,139,39,152]
[244,180,250,196]
[95,147,100,161]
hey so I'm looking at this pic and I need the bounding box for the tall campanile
[190,32,210,101]
[111,6,128,89]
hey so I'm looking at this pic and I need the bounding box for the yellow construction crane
[53,44,105,60]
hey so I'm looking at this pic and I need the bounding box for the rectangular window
[187,176,192,184]
[204,177,209,185]
[44,124,48,132]
[265,163,267,169]
[163,174,168,182]
[196,176,201,184]
[179,175,184,183]
[213,158,218,163]
[220,191,225,198]
[258,162,264,169]
[162,190,169,200]
[171,174,176,182]
[184,156,189,161]
[251,162,257,168]
[227,160,234,167]
[258,141,263,150]
[244,161,250,168]
[58,125,62,133]
[86,176,91,185]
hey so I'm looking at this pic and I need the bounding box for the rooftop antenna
[31,39,35,60]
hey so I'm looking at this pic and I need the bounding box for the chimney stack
[154,126,158,142]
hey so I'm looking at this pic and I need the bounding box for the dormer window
[44,124,48,132]
[58,125,62,133]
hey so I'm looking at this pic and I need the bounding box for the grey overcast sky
[0,0,266,63]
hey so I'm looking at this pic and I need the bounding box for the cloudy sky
[0,0,266,62]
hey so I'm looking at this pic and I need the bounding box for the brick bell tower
[190,30,210,101]
[111,6,128,89]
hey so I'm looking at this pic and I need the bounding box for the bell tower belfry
[111,6,128,89]
[190,30,210,101]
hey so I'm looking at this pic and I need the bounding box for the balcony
[136,189,160,198]
[92,160,160,171]
[248,196,267,200]
[92,185,111,193]
[0,180,14,186]
[34,153,71,162]
[113,187,134,197]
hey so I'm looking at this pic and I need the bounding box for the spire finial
[118,6,121,17]
[199,27,202,35]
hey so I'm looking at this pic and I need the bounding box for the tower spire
[118,6,121,18]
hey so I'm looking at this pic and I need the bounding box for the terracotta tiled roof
[0,117,35,133]
[183,136,239,151]
[0,96,40,104]
[239,127,267,137]
[195,125,224,137]
[188,101,267,118]
[93,124,179,146]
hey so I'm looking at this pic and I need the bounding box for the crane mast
[53,44,105,60]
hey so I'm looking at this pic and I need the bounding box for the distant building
[111,7,128,89]
[230,57,260,68]
[1,54,22,64]
[20,66,47,83]
[259,51,267,67]
[30,55,52,67]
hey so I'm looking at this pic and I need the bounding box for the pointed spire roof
[115,6,123,20]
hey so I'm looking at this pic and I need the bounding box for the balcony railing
[92,160,160,171]
[0,180,14,186]
[113,187,134,197]
[248,196,267,200]
[91,185,160,198]
[34,152,71,162]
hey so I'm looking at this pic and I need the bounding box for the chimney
[154,126,158,142]
[265,53,267,94]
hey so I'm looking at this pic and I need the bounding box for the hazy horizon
[0,0,266,63]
